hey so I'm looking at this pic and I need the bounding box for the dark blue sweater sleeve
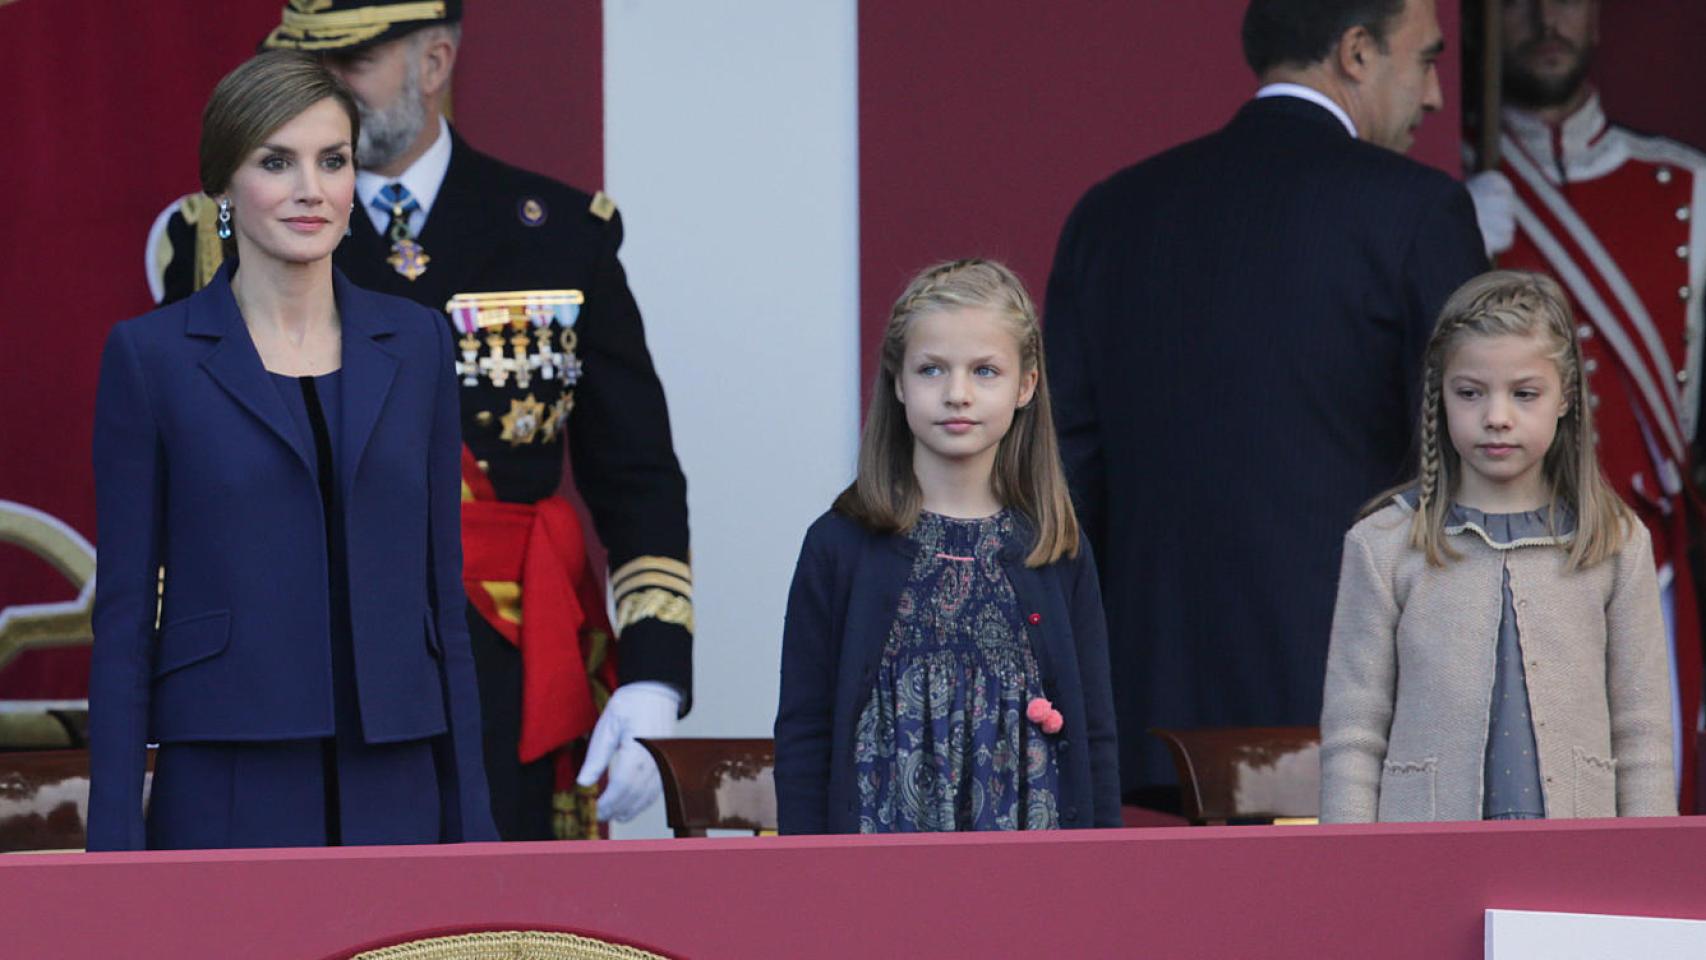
[774,522,837,834]
[1070,542,1122,827]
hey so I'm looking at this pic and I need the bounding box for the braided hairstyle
[834,259,1080,567]
[1368,269,1632,569]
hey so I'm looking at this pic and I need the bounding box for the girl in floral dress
[775,259,1120,834]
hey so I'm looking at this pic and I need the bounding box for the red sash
[459,446,617,764]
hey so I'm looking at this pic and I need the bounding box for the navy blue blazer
[774,511,1121,834]
[87,265,495,850]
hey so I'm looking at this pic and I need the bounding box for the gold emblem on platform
[500,394,548,446]
[349,929,674,959]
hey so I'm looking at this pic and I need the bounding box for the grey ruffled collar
[1394,488,1575,549]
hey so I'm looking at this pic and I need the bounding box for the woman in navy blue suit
[88,51,495,850]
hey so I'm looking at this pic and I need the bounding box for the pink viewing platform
[4,818,1705,958]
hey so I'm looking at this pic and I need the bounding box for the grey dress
[1437,500,1574,820]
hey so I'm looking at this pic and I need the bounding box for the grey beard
[356,68,426,169]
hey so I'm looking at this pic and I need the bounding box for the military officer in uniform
[1466,0,1705,810]
[147,0,692,840]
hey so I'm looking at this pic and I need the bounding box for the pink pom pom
[1026,697,1053,723]
[1041,710,1065,735]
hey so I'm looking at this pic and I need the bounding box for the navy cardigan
[774,510,1121,834]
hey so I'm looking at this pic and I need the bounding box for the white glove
[574,681,681,822]
[1465,170,1517,257]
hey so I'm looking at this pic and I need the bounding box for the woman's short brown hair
[199,50,361,197]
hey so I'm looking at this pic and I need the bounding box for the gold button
[477,459,491,473]
[475,411,495,425]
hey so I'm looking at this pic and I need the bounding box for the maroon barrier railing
[4,819,1706,958]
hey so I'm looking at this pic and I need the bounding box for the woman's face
[222,97,355,268]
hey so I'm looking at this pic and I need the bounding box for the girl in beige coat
[1320,271,1676,823]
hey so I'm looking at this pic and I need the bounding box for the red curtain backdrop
[1591,1,1706,151]
[0,0,600,700]
[857,2,1465,405]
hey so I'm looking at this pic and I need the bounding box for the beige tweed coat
[1320,498,1676,823]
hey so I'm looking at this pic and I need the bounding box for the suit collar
[1253,83,1358,138]
[1236,92,1356,138]
[188,262,401,494]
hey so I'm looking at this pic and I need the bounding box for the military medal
[500,394,547,446]
[559,327,584,386]
[381,190,430,281]
[387,238,431,281]
[483,330,511,388]
[447,299,483,385]
[540,393,574,442]
[510,326,534,390]
[443,290,585,391]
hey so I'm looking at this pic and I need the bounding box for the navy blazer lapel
[190,266,314,474]
[334,269,400,497]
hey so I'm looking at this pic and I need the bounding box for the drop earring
[216,197,232,240]
[346,201,354,237]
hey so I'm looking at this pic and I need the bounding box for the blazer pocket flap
[153,610,232,678]
[424,611,444,659]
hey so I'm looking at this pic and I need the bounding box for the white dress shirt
[1255,82,1358,140]
[356,116,454,237]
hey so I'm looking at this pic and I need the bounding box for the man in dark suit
[148,0,691,841]
[1044,0,1487,806]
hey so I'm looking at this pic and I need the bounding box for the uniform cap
[262,0,462,53]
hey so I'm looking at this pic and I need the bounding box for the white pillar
[603,0,861,837]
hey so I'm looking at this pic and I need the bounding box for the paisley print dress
[854,510,1061,832]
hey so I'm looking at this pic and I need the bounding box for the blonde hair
[834,259,1080,567]
[1365,270,1634,568]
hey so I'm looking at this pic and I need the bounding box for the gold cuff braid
[614,588,694,636]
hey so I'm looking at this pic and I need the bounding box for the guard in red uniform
[1468,0,1704,810]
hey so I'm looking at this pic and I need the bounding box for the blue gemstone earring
[216,197,232,239]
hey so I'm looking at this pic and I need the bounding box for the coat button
[1658,167,1674,185]
[1058,738,1071,753]
[1577,324,1594,340]
[1680,370,1692,385]
[1681,286,1693,302]
[1679,207,1692,222]
[1679,246,1691,260]
[1584,358,1598,375]
[1027,613,1042,625]
[1065,806,1078,822]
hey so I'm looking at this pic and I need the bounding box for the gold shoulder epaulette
[589,191,617,222]
[181,194,226,293]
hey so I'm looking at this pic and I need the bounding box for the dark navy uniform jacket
[1044,95,1488,794]
[774,511,1121,834]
